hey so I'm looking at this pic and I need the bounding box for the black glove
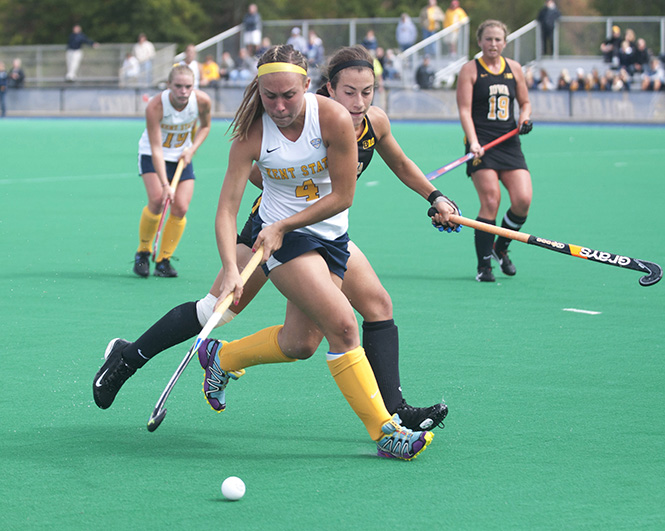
[519,120,533,135]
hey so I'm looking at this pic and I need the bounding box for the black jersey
[465,57,527,175]
[356,115,376,179]
[471,57,518,137]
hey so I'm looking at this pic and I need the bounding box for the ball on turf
[221,476,245,501]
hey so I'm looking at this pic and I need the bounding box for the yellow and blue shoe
[198,339,244,412]
[377,414,434,460]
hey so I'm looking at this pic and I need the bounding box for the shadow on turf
[5,424,378,463]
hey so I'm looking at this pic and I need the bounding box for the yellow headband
[257,62,307,77]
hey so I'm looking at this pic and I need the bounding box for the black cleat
[476,266,495,282]
[133,252,150,278]
[492,247,516,276]
[93,338,135,409]
[393,401,448,431]
[154,258,178,277]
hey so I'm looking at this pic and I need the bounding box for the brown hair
[317,45,376,97]
[476,20,508,42]
[230,44,308,141]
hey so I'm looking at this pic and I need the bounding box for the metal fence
[0,43,176,87]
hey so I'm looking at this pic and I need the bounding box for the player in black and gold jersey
[94,45,460,433]
[457,19,533,282]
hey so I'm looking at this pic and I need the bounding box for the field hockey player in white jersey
[134,64,211,278]
[94,47,460,446]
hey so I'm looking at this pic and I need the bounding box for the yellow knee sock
[137,206,161,253]
[156,214,186,262]
[327,347,392,441]
[217,325,296,371]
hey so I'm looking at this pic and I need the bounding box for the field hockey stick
[147,244,265,432]
[152,159,185,262]
[429,211,662,287]
[426,128,519,181]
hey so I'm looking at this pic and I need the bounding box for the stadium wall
[4,87,665,123]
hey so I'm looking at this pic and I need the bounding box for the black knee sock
[122,301,202,368]
[475,217,496,268]
[362,319,403,413]
[495,209,528,253]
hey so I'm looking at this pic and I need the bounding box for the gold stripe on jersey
[478,56,506,75]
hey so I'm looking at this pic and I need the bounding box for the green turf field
[2,118,664,529]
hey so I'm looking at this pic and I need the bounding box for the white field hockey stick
[152,159,185,262]
[426,128,519,181]
[147,244,265,432]
[428,212,662,287]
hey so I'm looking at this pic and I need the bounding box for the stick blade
[147,408,167,432]
[637,260,663,287]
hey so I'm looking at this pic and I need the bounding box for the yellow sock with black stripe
[217,325,296,372]
[156,214,186,262]
[137,206,161,253]
[327,347,392,441]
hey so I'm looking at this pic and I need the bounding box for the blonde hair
[476,20,508,42]
[168,64,195,83]
[230,44,308,141]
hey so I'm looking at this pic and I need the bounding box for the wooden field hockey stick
[152,159,185,262]
[430,211,662,287]
[426,128,519,181]
[147,244,265,432]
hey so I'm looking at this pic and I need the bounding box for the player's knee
[196,293,237,328]
[358,291,393,322]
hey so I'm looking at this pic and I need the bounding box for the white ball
[221,476,246,501]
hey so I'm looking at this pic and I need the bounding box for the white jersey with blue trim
[138,90,198,162]
[257,92,348,241]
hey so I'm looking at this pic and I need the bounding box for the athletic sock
[475,217,496,268]
[217,325,296,371]
[137,206,161,253]
[362,319,403,413]
[495,209,528,253]
[156,214,186,262]
[327,346,392,441]
[122,301,202,368]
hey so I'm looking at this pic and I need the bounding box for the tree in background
[0,0,661,48]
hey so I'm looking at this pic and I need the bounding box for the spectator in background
[201,55,221,88]
[65,24,98,82]
[631,38,651,77]
[307,30,325,88]
[383,48,400,80]
[443,0,468,56]
[133,33,156,85]
[523,65,537,89]
[219,51,235,81]
[286,27,308,55]
[416,54,435,89]
[396,13,417,52]
[600,25,622,68]
[361,29,379,52]
[0,61,7,117]
[641,56,664,91]
[119,53,140,86]
[536,0,561,56]
[229,47,257,83]
[588,68,602,90]
[569,67,587,91]
[307,30,325,69]
[420,0,445,56]
[7,58,25,88]
[556,68,571,90]
[256,36,272,58]
[179,44,202,88]
[537,68,555,90]
[242,4,262,57]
